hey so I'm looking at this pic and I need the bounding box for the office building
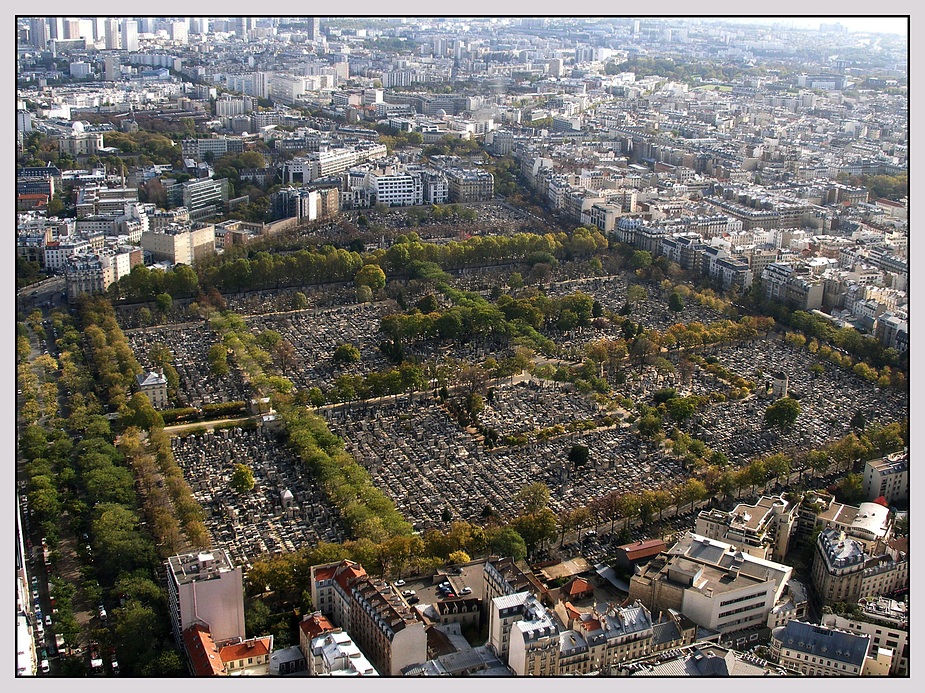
[629,533,792,635]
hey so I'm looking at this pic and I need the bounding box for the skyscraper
[29,18,47,50]
[104,18,120,50]
[121,20,138,51]
[307,17,321,42]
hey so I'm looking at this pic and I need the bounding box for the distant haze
[715,17,907,37]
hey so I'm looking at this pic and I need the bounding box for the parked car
[406,596,420,605]
[40,659,49,674]
[393,579,405,586]
[402,589,415,597]
[98,605,107,621]
[461,586,472,595]
[45,615,52,627]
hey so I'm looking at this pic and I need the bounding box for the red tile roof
[619,539,667,560]
[333,562,367,593]
[183,624,225,677]
[565,578,593,597]
[219,636,272,663]
[299,613,335,639]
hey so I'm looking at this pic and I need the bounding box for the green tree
[764,397,801,429]
[154,293,173,314]
[230,463,255,494]
[669,291,685,312]
[333,342,361,364]
[836,473,865,505]
[627,284,648,306]
[354,264,386,291]
[207,343,229,376]
[512,508,557,558]
[515,482,551,514]
[292,292,309,310]
[489,527,527,561]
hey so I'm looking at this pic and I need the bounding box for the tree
[516,482,551,514]
[333,342,361,364]
[292,292,309,310]
[489,527,527,561]
[508,271,525,293]
[354,264,386,291]
[630,250,652,271]
[512,508,557,558]
[207,343,229,376]
[627,284,648,306]
[669,291,685,312]
[448,550,471,565]
[154,293,173,315]
[764,397,801,429]
[836,473,865,505]
[230,463,255,494]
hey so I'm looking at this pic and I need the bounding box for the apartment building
[44,238,91,272]
[298,611,335,662]
[496,593,559,676]
[309,631,378,676]
[181,178,229,219]
[821,597,908,675]
[483,557,545,611]
[811,529,908,606]
[347,578,427,676]
[63,246,139,301]
[166,550,246,653]
[180,137,245,161]
[366,169,423,207]
[770,620,885,676]
[444,168,494,202]
[271,186,340,222]
[309,559,426,676]
[140,224,215,266]
[556,601,659,675]
[862,450,908,504]
[695,495,797,563]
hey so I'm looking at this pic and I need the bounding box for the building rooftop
[136,370,168,388]
[219,636,272,663]
[773,620,870,667]
[630,643,787,676]
[167,549,236,586]
[183,624,224,677]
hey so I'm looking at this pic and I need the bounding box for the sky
[707,17,908,37]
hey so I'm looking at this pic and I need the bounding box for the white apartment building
[366,169,423,207]
[862,450,908,504]
[503,595,560,676]
[695,495,798,563]
[44,238,91,272]
[309,631,378,676]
